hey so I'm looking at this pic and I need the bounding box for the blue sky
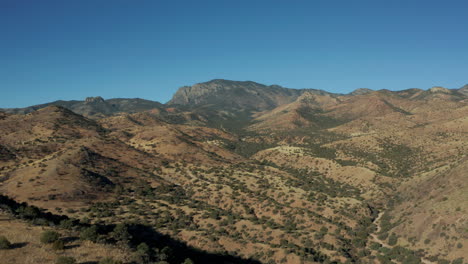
[1,0,467,107]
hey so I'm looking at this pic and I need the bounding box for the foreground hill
[0,80,467,264]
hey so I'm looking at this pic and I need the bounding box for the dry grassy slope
[99,112,243,164]
[248,91,413,133]
[0,107,366,263]
[250,89,467,133]
[0,97,164,119]
[0,213,130,264]
[0,106,173,212]
[387,157,468,262]
[1,87,467,264]
[327,93,412,120]
[249,92,341,131]
[327,99,468,175]
[0,106,104,159]
[0,139,166,212]
[88,161,371,264]
[252,146,392,199]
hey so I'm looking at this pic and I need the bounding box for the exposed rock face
[169,79,324,111]
[85,96,105,103]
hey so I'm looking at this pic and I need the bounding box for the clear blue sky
[1,0,467,107]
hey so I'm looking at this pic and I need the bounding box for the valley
[0,80,467,264]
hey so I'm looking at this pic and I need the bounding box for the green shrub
[0,236,12,249]
[182,258,194,264]
[40,230,60,244]
[59,219,74,230]
[55,256,76,264]
[80,226,98,242]
[98,257,123,264]
[112,223,131,243]
[388,233,398,246]
[52,239,65,250]
[369,242,382,250]
[134,242,151,263]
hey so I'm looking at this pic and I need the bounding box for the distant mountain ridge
[168,79,336,111]
[2,80,467,119]
[1,97,163,119]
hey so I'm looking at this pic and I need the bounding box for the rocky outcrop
[169,79,316,111]
[85,96,105,103]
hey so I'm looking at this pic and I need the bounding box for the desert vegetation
[1,80,467,263]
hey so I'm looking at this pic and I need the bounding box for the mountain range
[3,79,467,119]
[0,79,467,264]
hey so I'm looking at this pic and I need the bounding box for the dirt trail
[370,212,390,247]
[370,212,435,264]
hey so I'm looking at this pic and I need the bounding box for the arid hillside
[1,80,467,264]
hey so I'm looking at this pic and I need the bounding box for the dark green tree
[80,226,98,242]
[40,230,60,244]
[0,236,12,249]
[112,223,131,244]
[55,256,76,264]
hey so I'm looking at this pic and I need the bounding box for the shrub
[99,258,123,264]
[59,219,74,230]
[0,236,12,249]
[40,230,60,244]
[55,256,76,264]
[52,239,65,250]
[134,242,151,263]
[369,242,382,250]
[112,223,131,243]
[80,226,98,242]
[137,242,150,255]
[182,258,194,264]
[388,233,398,246]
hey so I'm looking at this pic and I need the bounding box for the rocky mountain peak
[85,96,105,103]
[168,79,304,111]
